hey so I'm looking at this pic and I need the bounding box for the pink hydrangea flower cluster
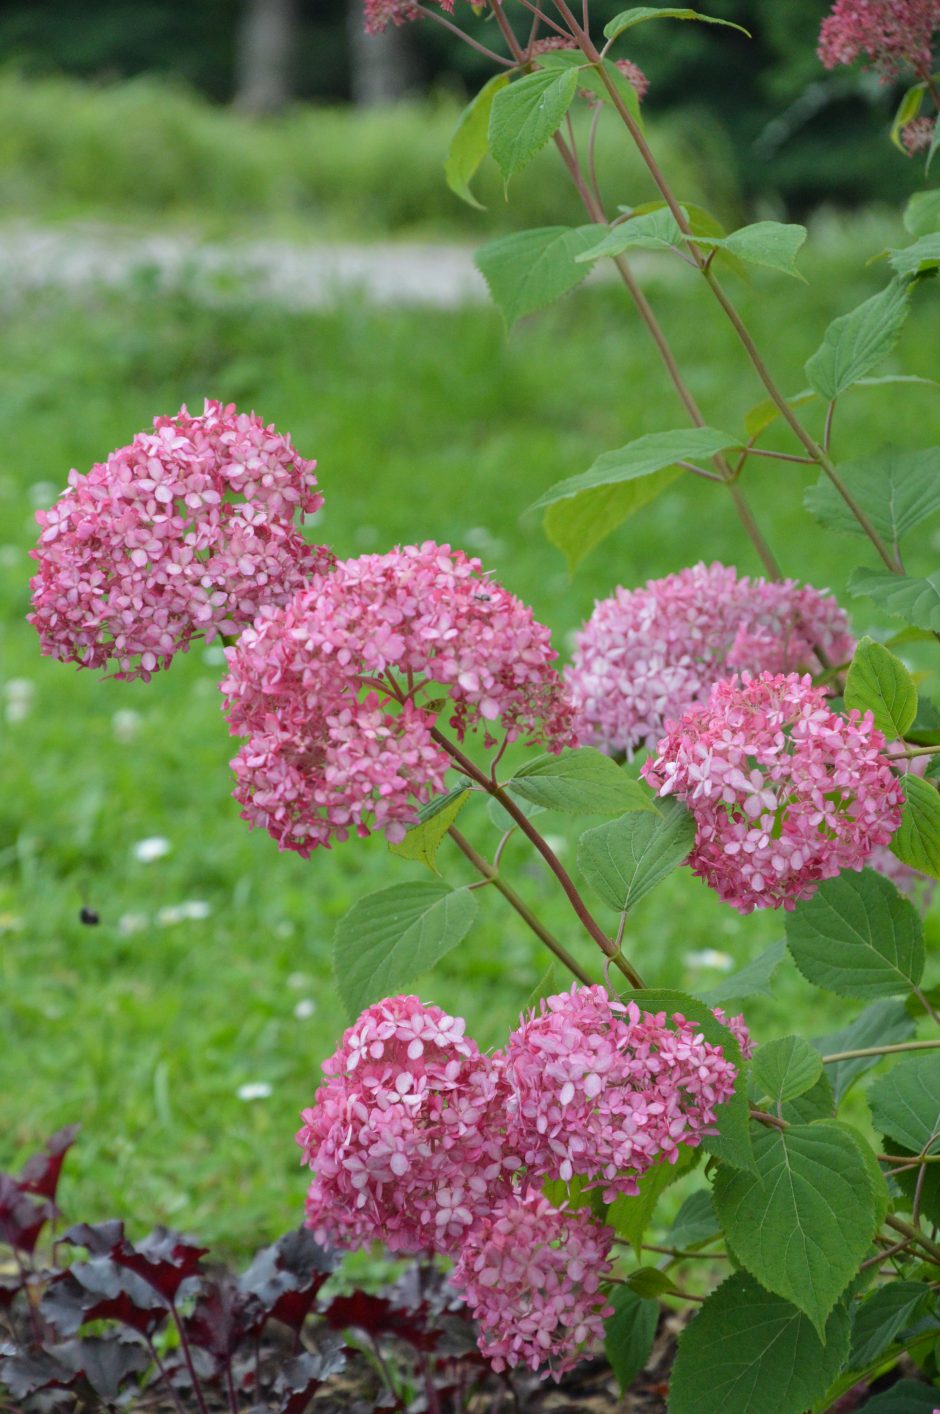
[902,116,936,154]
[29,400,327,681]
[297,997,515,1254]
[452,1193,614,1378]
[567,562,855,758]
[642,672,904,913]
[818,0,939,77]
[222,542,574,854]
[298,989,746,1377]
[502,985,742,1199]
[363,0,447,33]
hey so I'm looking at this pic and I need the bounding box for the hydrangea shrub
[23,0,940,1408]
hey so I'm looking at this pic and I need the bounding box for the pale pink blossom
[297,996,514,1253]
[902,116,936,153]
[567,563,854,757]
[642,672,904,913]
[28,400,327,680]
[222,542,573,853]
[818,0,939,76]
[451,1193,614,1380]
[500,984,742,1199]
[363,0,450,33]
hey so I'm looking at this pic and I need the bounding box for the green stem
[448,825,594,985]
[884,1213,940,1265]
[822,1039,940,1064]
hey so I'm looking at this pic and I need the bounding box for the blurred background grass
[0,0,938,1260]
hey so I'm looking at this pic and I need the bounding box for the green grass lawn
[1,225,939,1256]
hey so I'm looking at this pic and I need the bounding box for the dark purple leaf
[323,1291,440,1353]
[272,1346,348,1414]
[60,1219,126,1256]
[0,1174,54,1255]
[43,1261,167,1337]
[18,1127,81,1203]
[183,1275,265,1359]
[239,1228,337,1333]
[74,1334,149,1402]
[0,1275,22,1310]
[0,1344,79,1399]
[113,1226,207,1302]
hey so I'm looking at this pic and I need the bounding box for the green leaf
[904,188,940,237]
[474,225,604,329]
[844,637,918,738]
[889,232,940,278]
[486,788,544,832]
[444,73,509,209]
[891,82,926,153]
[814,998,915,1104]
[850,565,940,633]
[666,1189,721,1251]
[868,1052,940,1156]
[805,280,911,401]
[752,1036,824,1105]
[849,1281,934,1371]
[575,206,685,262]
[891,772,940,879]
[607,1146,698,1258]
[389,788,471,873]
[698,938,788,1005]
[859,1380,940,1413]
[604,1285,658,1395]
[543,466,681,572]
[669,1273,851,1414]
[577,797,695,914]
[712,1121,886,1335]
[804,447,940,550]
[604,5,750,39]
[779,1072,835,1125]
[488,67,578,181]
[786,870,924,1001]
[626,1266,680,1299]
[534,50,643,125]
[619,988,752,1170]
[509,747,657,816]
[694,221,807,279]
[531,426,740,511]
[333,881,477,1018]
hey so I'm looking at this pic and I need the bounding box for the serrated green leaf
[474,224,604,328]
[627,1266,680,1299]
[604,5,750,39]
[488,67,578,181]
[577,797,695,914]
[804,447,940,551]
[786,870,924,1000]
[891,772,940,879]
[805,281,911,401]
[694,220,807,278]
[858,1380,940,1413]
[619,988,752,1170]
[604,1284,658,1395]
[530,426,739,511]
[333,882,477,1018]
[814,998,915,1104]
[534,50,643,125]
[444,73,509,209]
[666,1189,721,1251]
[698,938,788,1005]
[849,1281,934,1371]
[891,82,926,153]
[575,206,685,262]
[889,232,940,278]
[543,467,680,572]
[779,1072,835,1125]
[607,1146,698,1258]
[389,788,471,873]
[713,1121,885,1334]
[509,747,657,816]
[850,565,940,632]
[904,189,940,237]
[486,788,544,832]
[868,1052,940,1156]
[669,1273,851,1414]
[844,637,918,738]
[752,1036,824,1105]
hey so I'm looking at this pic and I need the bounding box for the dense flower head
[500,984,742,1199]
[567,562,855,757]
[363,0,448,33]
[451,1193,614,1380]
[222,541,573,853]
[818,0,939,76]
[29,400,327,681]
[642,672,904,913]
[298,996,515,1254]
[902,116,936,154]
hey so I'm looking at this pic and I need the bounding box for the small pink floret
[818,0,939,77]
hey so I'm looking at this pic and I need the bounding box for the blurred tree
[347,0,416,104]
[234,0,298,112]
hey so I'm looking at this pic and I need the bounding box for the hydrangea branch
[821,1039,940,1063]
